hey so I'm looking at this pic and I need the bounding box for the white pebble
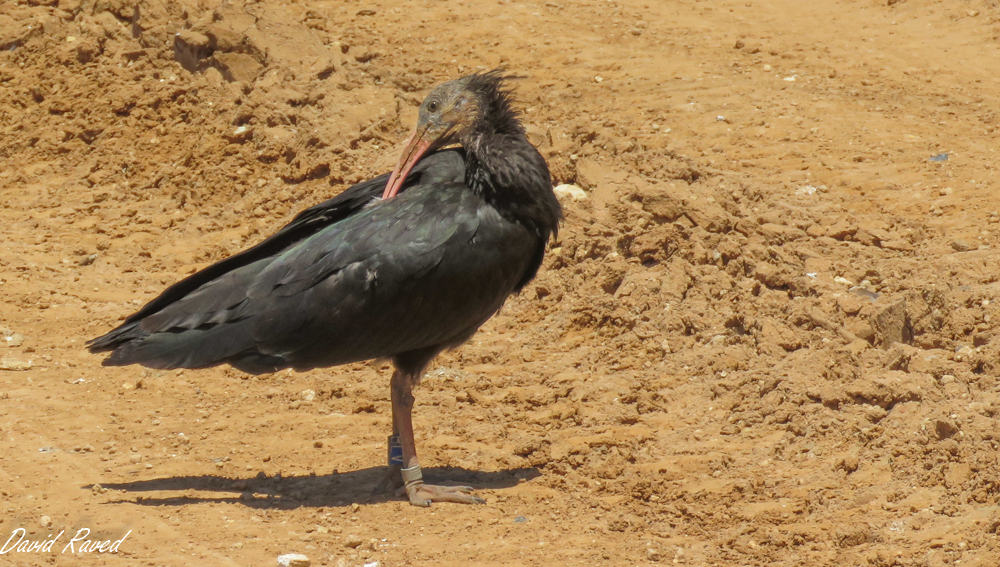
[301,389,316,402]
[553,184,587,202]
[277,553,310,567]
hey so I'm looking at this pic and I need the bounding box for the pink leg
[390,369,485,506]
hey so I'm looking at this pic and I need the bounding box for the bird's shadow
[90,466,540,509]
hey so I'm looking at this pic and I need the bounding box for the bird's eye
[427,101,439,113]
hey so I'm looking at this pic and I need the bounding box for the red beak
[382,124,435,200]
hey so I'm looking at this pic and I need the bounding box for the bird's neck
[463,132,562,239]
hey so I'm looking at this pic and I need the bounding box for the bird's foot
[404,482,485,507]
[400,464,485,506]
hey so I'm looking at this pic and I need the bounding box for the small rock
[214,52,263,83]
[880,239,914,252]
[719,424,742,435]
[175,29,210,50]
[277,553,310,567]
[934,419,960,440]
[758,223,807,244]
[826,221,858,241]
[343,534,363,548]
[129,454,142,464]
[805,224,826,238]
[39,515,52,528]
[835,453,860,473]
[647,547,662,562]
[849,286,880,303]
[3,333,25,347]
[351,503,361,513]
[301,389,316,401]
[869,299,912,347]
[313,440,324,448]
[951,239,974,252]
[552,183,587,202]
[0,357,32,371]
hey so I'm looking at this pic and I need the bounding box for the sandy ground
[2,0,1000,565]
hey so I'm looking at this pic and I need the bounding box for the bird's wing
[97,183,533,373]
[87,150,465,354]
[89,142,538,375]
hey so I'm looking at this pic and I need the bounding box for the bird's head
[382,69,520,199]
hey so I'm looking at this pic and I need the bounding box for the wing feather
[88,148,541,374]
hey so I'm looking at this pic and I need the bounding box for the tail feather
[92,317,287,374]
[87,321,146,354]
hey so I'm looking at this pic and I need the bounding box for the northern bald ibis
[88,70,562,506]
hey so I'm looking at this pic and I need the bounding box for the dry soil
[1,0,1000,565]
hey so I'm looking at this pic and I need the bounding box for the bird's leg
[372,409,404,494]
[390,369,485,507]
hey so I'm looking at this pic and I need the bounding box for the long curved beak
[382,124,436,200]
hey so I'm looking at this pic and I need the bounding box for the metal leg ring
[401,465,423,488]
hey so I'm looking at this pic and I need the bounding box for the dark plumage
[88,70,562,506]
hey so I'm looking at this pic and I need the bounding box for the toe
[406,484,486,506]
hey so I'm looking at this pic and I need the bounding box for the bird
[87,69,563,507]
